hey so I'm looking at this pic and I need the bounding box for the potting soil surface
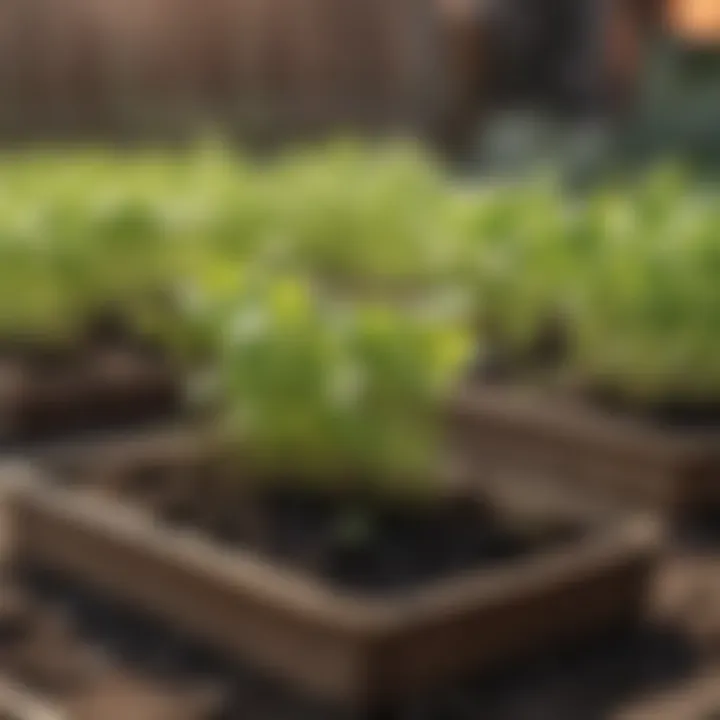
[117,473,584,595]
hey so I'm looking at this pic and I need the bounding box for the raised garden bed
[450,381,720,513]
[0,452,661,711]
[0,338,180,446]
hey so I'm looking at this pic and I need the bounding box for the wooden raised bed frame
[0,454,661,710]
[451,383,720,513]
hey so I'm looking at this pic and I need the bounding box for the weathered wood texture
[0,0,451,144]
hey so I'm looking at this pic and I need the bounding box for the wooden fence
[0,0,467,145]
[0,0,661,149]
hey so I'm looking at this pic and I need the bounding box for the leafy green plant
[204,274,473,495]
[0,145,221,344]
[564,167,720,403]
[0,137,718,417]
[266,140,465,287]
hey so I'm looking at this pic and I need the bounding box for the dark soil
[69,456,583,596]
[0,566,704,720]
[589,389,720,432]
[676,507,720,551]
[226,489,576,595]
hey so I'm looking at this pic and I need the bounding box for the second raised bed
[451,382,720,514]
